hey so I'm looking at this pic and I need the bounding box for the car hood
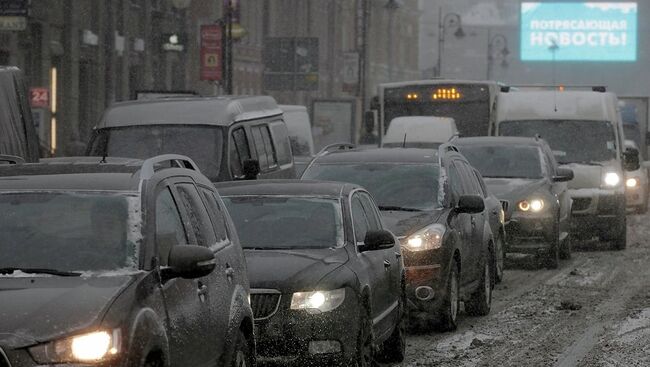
[380,210,444,238]
[484,178,548,200]
[0,275,135,349]
[562,161,618,189]
[245,248,348,292]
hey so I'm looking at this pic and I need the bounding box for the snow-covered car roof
[97,95,282,128]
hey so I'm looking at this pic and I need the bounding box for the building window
[0,50,9,65]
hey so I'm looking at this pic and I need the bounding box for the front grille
[598,195,620,215]
[500,200,509,213]
[0,347,11,367]
[251,290,281,320]
[572,198,592,212]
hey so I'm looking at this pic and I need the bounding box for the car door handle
[197,282,209,298]
[384,260,391,268]
[394,252,402,259]
[225,266,235,280]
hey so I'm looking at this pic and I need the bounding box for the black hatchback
[0,155,254,367]
[217,180,406,366]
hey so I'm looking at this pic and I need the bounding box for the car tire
[495,235,505,283]
[376,294,406,363]
[559,234,572,260]
[545,221,560,269]
[612,216,627,251]
[354,306,375,367]
[436,262,460,331]
[465,258,492,317]
[230,330,254,367]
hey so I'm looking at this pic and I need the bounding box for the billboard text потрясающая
[521,2,637,61]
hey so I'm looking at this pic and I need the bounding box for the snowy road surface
[396,214,650,367]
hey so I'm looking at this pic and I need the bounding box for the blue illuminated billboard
[521,2,637,61]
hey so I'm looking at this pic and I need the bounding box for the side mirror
[359,229,395,252]
[243,158,261,180]
[456,195,485,214]
[553,167,574,182]
[624,148,640,171]
[161,245,216,281]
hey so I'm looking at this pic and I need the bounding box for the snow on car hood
[562,161,618,189]
[245,248,348,292]
[380,210,444,238]
[0,275,135,348]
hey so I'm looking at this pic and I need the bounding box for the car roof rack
[0,155,25,165]
[447,133,460,142]
[316,142,357,156]
[439,143,459,153]
[140,154,200,180]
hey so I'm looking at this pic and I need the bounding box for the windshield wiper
[565,161,603,166]
[0,267,82,277]
[378,205,423,212]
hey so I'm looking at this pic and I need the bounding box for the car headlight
[29,329,121,364]
[518,199,545,212]
[603,172,621,187]
[626,177,638,188]
[404,224,446,252]
[291,288,346,313]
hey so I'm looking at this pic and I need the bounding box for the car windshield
[459,145,543,179]
[499,120,617,164]
[0,192,141,273]
[303,163,440,211]
[222,196,344,249]
[90,126,223,180]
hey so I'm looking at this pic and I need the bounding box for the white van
[494,88,639,249]
[382,116,458,148]
[279,105,315,175]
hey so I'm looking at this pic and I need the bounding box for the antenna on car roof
[402,133,407,148]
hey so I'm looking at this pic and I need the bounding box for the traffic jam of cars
[0,65,644,367]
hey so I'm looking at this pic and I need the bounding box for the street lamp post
[486,31,510,80]
[436,6,464,78]
[385,0,401,81]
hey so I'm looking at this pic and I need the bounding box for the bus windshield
[382,83,492,137]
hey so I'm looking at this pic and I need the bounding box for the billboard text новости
[520,2,637,62]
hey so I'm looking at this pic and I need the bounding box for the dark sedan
[456,137,574,268]
[302,147,495,331]
[217,180,406,366]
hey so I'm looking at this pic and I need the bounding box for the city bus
[378,80,504,144]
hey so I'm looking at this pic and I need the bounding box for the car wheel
[465,258,492,316]
[230,330,254,367]
[436,262,460,331]
[612,216,627,251]
[376,294,406,363]
[559,230,572,260]
[354,306,375,367]
[495,235,505,283]
[545,221,560,269]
